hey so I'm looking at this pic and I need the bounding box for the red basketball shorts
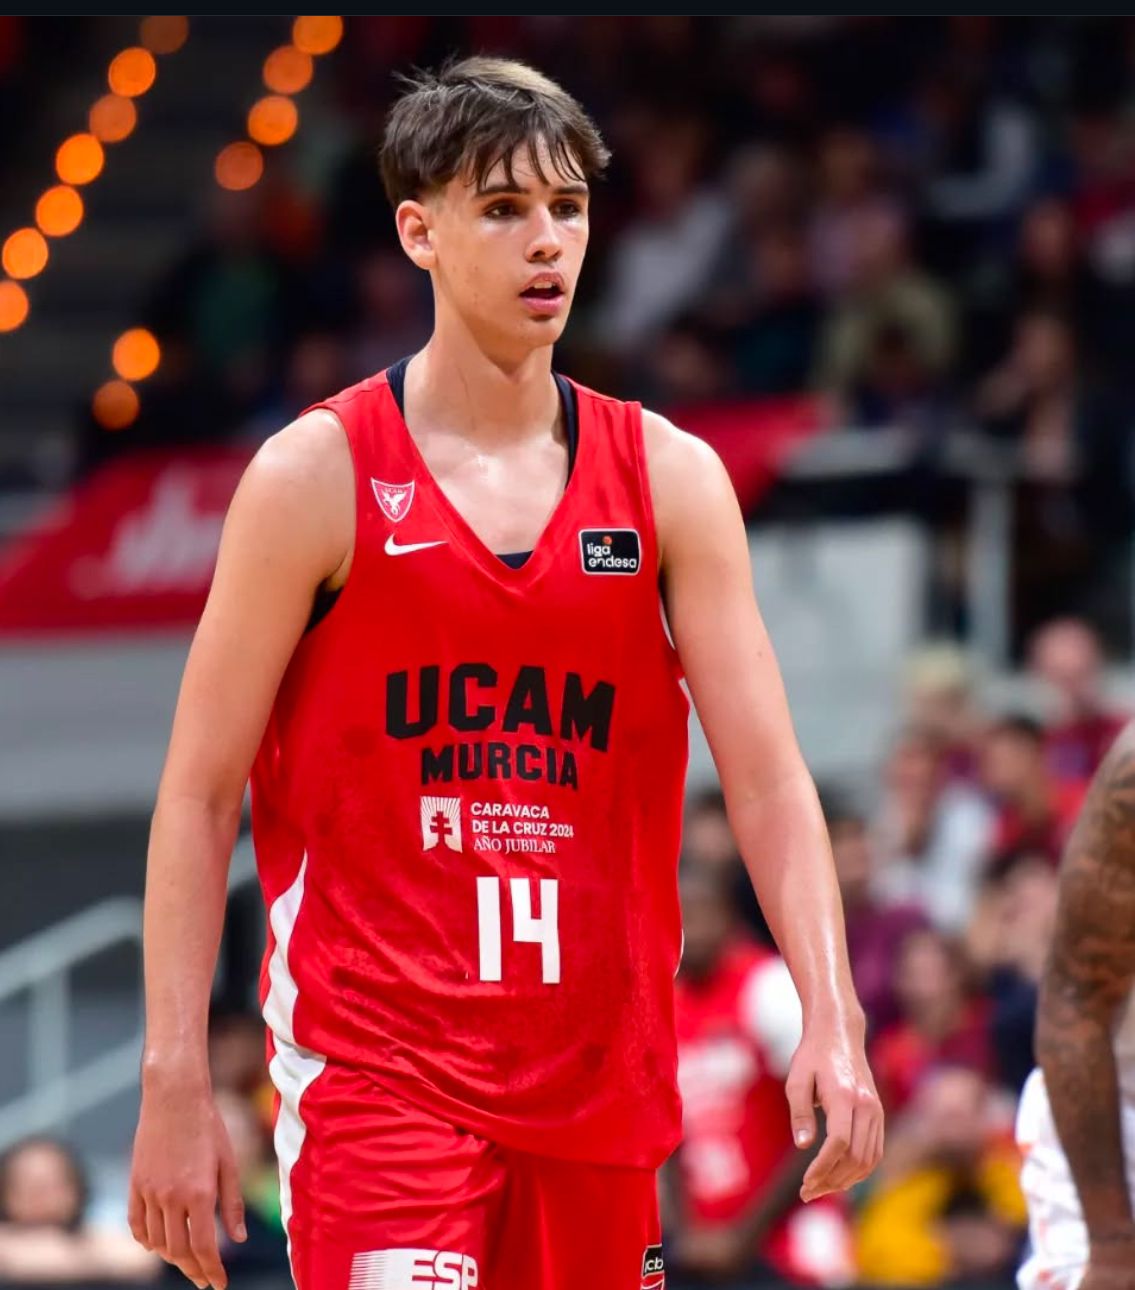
[273,1056,664,1290]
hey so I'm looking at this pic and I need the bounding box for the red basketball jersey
[251,370,690,1169]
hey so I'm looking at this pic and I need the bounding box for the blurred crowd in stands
[71,16,1135,649]
[669,613,1125,1288]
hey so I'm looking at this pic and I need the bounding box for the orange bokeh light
[0,281,29,332]
[140,15,188,55]
[263,44,313,95]
[93,380,140,431]
[292,16,343,55]
[214,141,264,191]
[112,327,161,382]
[35,186,84,238]
[89,94,137,143]
[56,134,105,186]
[247,95,298,147]
[108,47,157,98]
[2,228,49,280]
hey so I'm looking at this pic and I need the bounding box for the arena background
[1,14,1132,1288]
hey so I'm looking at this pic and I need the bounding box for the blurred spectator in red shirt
[1067,100,1135,284]
[823,791,928,1036]
[871,927,991,1114]
[670,866,854,1288]
[980,713,1087,865]
[872,726,994,933]
[1027,617,1126,783]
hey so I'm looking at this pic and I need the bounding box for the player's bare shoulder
[248,407,353,525]
[640,407,744,569]
[233,406,356,591]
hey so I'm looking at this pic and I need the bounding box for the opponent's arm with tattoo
[1037,724,1135,1290]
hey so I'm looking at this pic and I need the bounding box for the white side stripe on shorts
[262,854,327,1260]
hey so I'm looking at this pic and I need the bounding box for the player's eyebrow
[476,181,590,198]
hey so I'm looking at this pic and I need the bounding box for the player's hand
[785,1008,883,1202]
[128,1071,246,1290]
[1081,1236,1135,1290]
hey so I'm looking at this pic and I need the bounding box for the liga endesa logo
[641,1243,665,1289]
[579,528,641,575]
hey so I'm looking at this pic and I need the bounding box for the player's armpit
[1038,723,1135,1246]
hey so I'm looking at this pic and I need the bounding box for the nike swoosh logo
[385,534,447,557]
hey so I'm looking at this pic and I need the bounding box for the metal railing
[778,426,1020,666]
[0,836,257,1148]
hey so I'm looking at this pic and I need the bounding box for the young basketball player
[128,57,882,1290]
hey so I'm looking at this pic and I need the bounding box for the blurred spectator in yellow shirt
[856,1065,1026,1285]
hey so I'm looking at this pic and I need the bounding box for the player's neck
[405,328,560,448]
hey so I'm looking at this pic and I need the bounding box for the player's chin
[516,309,571,342]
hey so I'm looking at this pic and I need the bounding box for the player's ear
[396,199,435,271]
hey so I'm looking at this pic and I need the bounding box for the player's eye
[554,200,584,219]
[485,201,518,219]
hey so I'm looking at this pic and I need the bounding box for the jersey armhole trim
[297,401,364,636]
[631,403,685,686]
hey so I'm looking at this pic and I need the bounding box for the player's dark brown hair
[380,56,610,206]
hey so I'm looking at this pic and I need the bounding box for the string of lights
[93,15,343,432]
[215,15,343,193]
[0,16,189,336]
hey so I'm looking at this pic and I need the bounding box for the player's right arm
[1037,722,1135,1290]
[128,410,353,1290]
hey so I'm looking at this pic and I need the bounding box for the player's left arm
[645,410,883,1200]
[1037,723,1135,1288]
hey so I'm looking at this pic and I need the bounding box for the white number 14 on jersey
[476,876,560,984]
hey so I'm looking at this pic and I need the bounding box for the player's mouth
[519,273,567,317]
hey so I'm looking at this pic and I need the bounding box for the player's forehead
[449,135,588,201]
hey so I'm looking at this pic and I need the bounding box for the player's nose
[525,204,562,261]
